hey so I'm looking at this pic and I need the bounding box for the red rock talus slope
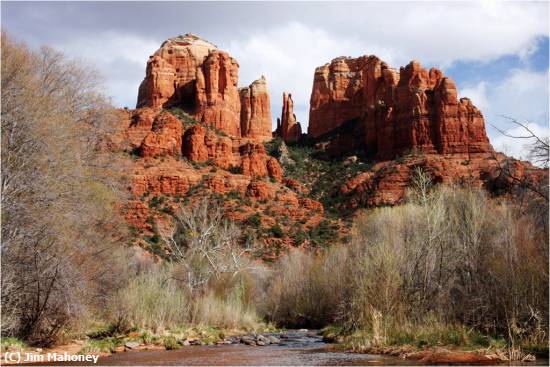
[108,108,327,261]
[276,92,302,143]
[137,34,272,140]
[308,56,492,159]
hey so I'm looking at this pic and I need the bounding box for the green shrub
[228,165,243,174]
[78,338,121,354]
[149,195,165,208]
[162,335,179,350]
[270,224,284,238]
[292,229,307,245]
[247,213,261,226]
[0,337,27,353]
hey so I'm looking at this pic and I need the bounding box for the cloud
[490,122,549,163]
[461,82,490,112]
[460,68,549,160]
[226,22,393,128]
[380,1,548,67]
[57,32,159,108]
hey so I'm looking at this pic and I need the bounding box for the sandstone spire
[239,76,273,142]
[278,92,302,143]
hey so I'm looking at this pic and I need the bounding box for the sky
[2,1,549,162]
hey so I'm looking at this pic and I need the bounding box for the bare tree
[489,117,548,201]
[162,198,252,292]
[491,116,549,168]
[1,32,127,345]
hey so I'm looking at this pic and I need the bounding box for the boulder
[124,341,140,350]
[267,335,280,344]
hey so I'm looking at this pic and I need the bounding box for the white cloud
[386,1,547,67]
[461,81,490,112]
[491,122,549,164]
[226,22,394,128]
[58,32,159,108]
[460,69,549,161]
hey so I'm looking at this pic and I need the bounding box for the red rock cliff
[308,56,493,158]
[239,76,273,142]
[137,34,274,140]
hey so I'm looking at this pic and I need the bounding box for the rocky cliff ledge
[308,56,492,158]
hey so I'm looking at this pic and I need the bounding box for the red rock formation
[309,57,366,138]
[194,50,241,136]
[240,143,282,180]
[137,34,280,140]
[277,92,302,143]
[239,76,273,141]
[139,112,183,158]
[340,152,547,207]
[182,124,211,162]
[267,157,283,182]
[180,121,281,179]
[308,56,493,158]
[137,34,216,110]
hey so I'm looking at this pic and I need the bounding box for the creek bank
[8,330,547,366]
[346,344,542,365]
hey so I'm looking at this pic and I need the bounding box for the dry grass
[111,265,189,333]
[265,179,548,351]
[192,293,259,330]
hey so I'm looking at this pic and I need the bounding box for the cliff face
[239,76,273,142]
[308,56,492,158]
[137,34,272,140]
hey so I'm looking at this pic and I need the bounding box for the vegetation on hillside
[266,139,372,217]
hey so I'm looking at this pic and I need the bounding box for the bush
[192,293,259,330]
[228,165,243,174]
[270,224,284,238]
[79,338,121,354]
[162,335,179,350]
[110,265,189,333]
[342,182,548,348]
[247,213,261,226]
[265,247,349,328]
